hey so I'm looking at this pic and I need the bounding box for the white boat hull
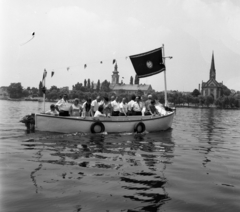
[35,112,175,133]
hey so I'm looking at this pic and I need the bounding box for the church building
[201,52,223,99]
[109,63,153,95]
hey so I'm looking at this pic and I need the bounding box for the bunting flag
[42,69,47,81]
[20,32,35,46]
[67,67,70,71]
[84,64,87,69]
[125,56,128,59]
[51,71,54,77]
[129,47,165,78]
[113,59,116,64]
[100,61,102,64]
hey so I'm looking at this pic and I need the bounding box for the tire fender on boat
[90,121,105,133]
[134,122,146,133]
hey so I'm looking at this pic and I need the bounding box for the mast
[43,77,46,113]
[162,44,168,106]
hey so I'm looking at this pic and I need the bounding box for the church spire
[210,51,216,80]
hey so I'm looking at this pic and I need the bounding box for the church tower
[111,63,119,85]
[209,52,216,80]
[201,51,223,100]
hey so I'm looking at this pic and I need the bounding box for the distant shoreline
[175,105,240,110]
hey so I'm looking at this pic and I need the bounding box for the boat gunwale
[36,111,175,123]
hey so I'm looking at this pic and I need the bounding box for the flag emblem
[146,61,153,69]
[129,47,165,78]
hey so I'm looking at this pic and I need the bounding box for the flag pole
[43,76,46,113]
[42,69,47,113]
[162,44,168,106]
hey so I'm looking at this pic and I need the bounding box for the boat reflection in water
[20,130,175,211]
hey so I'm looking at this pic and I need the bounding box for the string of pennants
[49,56,129,78]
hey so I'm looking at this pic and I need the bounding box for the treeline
[6,82,240,109]
[164,89,240,109]
[7,83,39,98]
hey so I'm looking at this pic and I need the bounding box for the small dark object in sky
[20,32,35,46]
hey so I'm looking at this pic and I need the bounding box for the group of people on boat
[45,93,166,118]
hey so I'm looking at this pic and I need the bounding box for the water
[0,100,240,212]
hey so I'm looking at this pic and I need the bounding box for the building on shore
[201,52,223,99]
[109,63,153,95]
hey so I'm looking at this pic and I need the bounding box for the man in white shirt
[111,96,120,116]
[91,96,102,115]
[127,95,136,116]
[132,96,142,116]
[119,98,128,116]
[55,94,70,116]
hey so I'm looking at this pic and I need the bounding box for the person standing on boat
[111,96,120,116]
[127,95,136,116]
[55,94,70,116]
[144,94,153,116]
[132,96,143,116]
[91,96,102,116]
[119,98,128,116]
[69,98,82,116]
[82,98,92,117]
[103,97,112,117]
[149,100,161,116]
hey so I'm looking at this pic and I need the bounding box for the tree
[87,79,91,89]
[205,95,214,107]
[97,80,100,91]
[7,83,23,98]
[198,95,205,107]
[222,85,231,96]
[223,96,230,108]
[31,87,38,95]
[72,82,82,91]
[137,89,144,96]
[234,99,239,108]
[22,89,30,97]
[134,75,139,85]
[91,81,94,90]
[192,89,200,97]
[130,76,133,85]
[49,85,58,92]
[229,96,235,108]
[101,80,111,92]
[186,94,193,106]
[84,79,87,87]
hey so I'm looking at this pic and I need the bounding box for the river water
[0,100,239,212]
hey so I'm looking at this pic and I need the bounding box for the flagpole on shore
[162,44,168,107]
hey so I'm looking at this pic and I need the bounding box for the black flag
[113,59,116,64]
[129,47,165,78]
[51,71,54,77]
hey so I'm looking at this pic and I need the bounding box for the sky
[0,0,240,92]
